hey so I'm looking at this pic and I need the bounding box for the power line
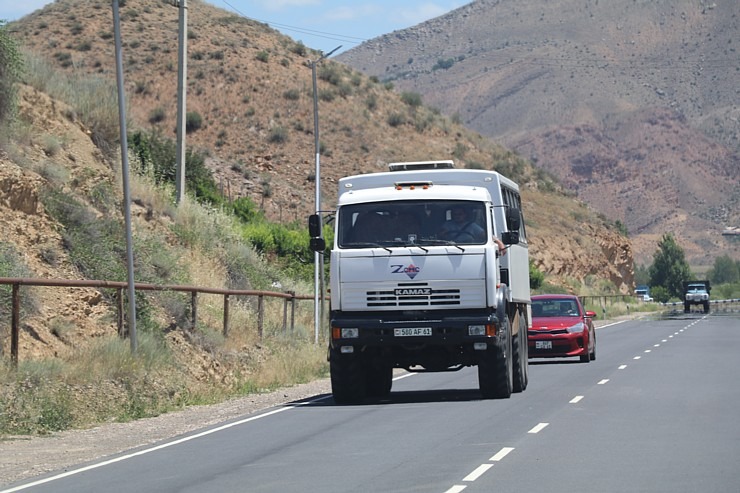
[220,0,367,48]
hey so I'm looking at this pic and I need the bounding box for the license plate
[394,327,432,337]
[536,341,552,349]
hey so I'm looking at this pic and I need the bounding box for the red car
[528,294,596,363]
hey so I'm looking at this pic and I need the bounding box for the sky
[0,0,467,55]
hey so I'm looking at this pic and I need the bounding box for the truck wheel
[329,347,366,405]
[703,301,710,313]
[365,360,393,398]
[478,316,513,399]
[512,312,528,393]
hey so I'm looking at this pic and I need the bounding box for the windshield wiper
[422,239,465,251]
[342,242,392,253]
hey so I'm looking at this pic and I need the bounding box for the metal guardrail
[0,277,318,367]
[660,299,740,307]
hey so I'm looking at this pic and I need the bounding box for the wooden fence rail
[0,277,316,367]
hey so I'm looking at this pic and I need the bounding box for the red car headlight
[565,322,585,333]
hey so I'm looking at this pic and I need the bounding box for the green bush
[268,125,288,144]
[318,63,343,86]
[432,58,455,71]
[128,130,215,203]
[529,260,544,290]
[400,91,423,108]
[185,111,203,133]
[387,112,406,127]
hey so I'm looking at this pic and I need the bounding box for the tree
[706,255,740,285]
[529,259,544,290]
[648,233,692,299]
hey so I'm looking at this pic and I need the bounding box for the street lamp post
[310,45,341,344]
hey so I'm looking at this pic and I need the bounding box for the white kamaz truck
[309,161,531,403]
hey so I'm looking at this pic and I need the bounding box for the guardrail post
[11,283,19,368]
[282,296,288,334]
[289,291,296,333]
[191,291,197,330]
[223,294,230,337]
[258,294,264,339]
[117,288,125,337]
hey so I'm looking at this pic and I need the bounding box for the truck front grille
[366,289,461,307]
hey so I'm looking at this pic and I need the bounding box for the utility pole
[112,0,137,352]
[309,45,341,344]
[172,0,188,204]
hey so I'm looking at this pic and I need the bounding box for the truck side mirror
[501,231,519,245]
[308,214,322,238]
[309,237,326,252]
[506,207,521,232]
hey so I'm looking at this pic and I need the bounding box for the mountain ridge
[338,0,739,267]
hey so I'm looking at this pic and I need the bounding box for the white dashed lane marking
[463,464,494,482]
[528,423,549,434]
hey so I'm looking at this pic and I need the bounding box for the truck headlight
[341,328,359,339]
[468,325,486,336]
[332,327,359,339]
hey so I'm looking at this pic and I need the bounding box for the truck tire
[703,301,710,313]
[365,359,393,398]
[329,347,366,405]
[512,312,528,393]
[478,316,513,399]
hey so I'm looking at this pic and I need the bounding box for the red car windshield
[532,299,580,317]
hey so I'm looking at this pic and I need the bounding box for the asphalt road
[4,312,739,493]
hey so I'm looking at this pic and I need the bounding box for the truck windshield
[337,200,488,248]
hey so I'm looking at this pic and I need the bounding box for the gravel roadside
[0,378,333,486]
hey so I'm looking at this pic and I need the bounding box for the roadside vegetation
[634,234,740,303]
[0,25,327,436]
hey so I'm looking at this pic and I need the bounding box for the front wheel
[478,316,513,399]
[329,347,366,405]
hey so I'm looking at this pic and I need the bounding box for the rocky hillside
[5,0,633,295]
[337,0,739,267]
